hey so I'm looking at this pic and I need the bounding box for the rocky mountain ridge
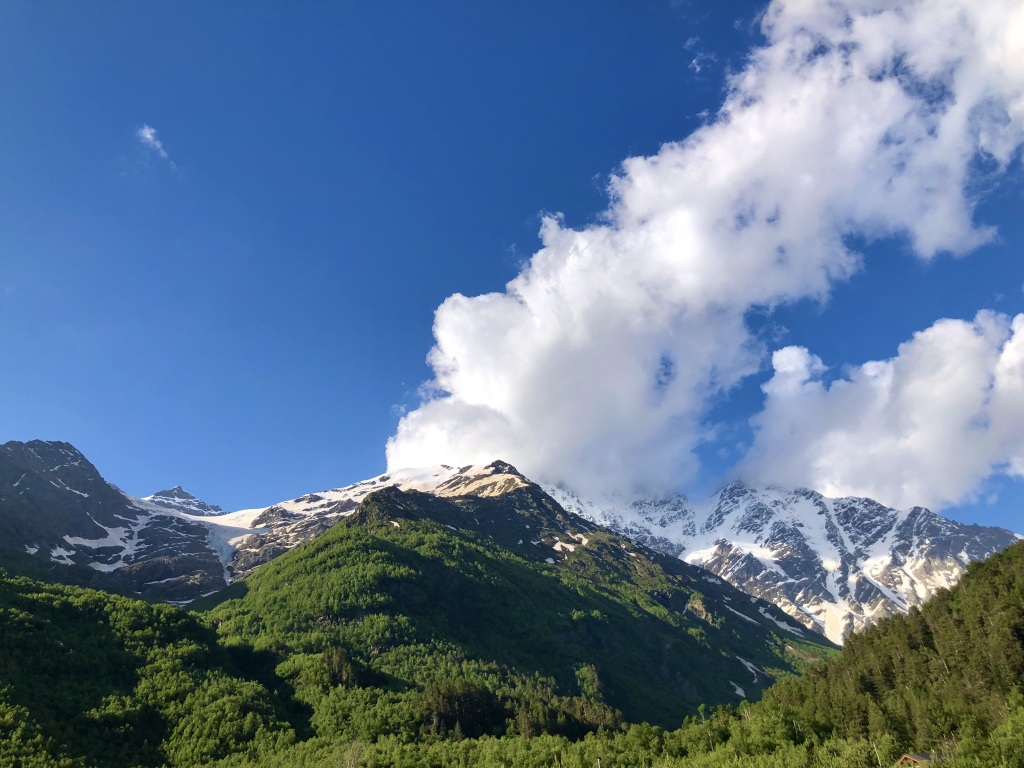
[545,481,1021,643]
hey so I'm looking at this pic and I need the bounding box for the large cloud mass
[743,313,1024,509]
[387,0,1024,500]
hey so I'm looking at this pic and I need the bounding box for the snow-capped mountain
[544,481,1021,644]
[2,439,1017,641]
[190,466,1019,644]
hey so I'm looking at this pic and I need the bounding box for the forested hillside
[216,537,1024,767]
[763,537,1024,764]
[4,488,1024,767]
[0,572,296,767]
[0,484,827,766]
[205,486,829,731]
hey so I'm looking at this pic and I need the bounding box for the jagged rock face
[545,481,1021,644]
[0,440,227,602]
[0,440,140,544]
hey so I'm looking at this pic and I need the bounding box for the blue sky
[3,2,1024,529]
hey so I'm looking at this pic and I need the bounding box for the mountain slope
[546,482,1020,643]
[0,440,226,601]
[205,471,835,731]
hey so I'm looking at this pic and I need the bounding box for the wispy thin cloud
[684,36,716,74]
[136,124,175,168]
[688,52,716,74]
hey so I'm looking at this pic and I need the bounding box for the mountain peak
[154,485,192,498]
[2,439,90,469]
[143,487,223,516]
[484,459,526,477]
[433,460,533,498]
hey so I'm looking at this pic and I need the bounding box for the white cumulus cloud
[387,0,1024,499]
[742,312,1024,510]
